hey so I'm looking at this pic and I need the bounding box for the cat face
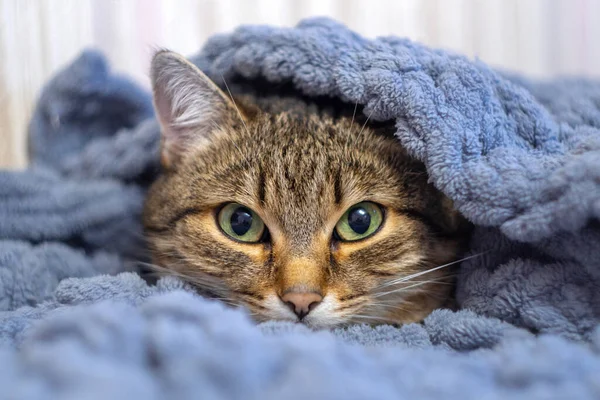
[143,51,470,328]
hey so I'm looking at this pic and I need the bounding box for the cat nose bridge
[277,256,326,295]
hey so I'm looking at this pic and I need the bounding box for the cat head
[143,50,470,328]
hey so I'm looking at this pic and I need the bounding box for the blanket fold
[1,17,600,399]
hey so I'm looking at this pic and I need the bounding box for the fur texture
[143,51,471,328]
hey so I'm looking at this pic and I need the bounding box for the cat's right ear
[150,50,238,169]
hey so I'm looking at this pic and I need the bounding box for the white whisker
[373,280,438,298]
[356,108,374,142]
[350,100,358,126]
[377,252,485,289]
[362,302,411,312]
[349,315,398,325]
[345,99,360,149]
[220,73,251,161]
[220,73,250,136]
[133,260,232,300]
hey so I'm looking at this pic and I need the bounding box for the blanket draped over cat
[1,18,599,399]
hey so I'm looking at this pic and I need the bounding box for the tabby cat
[143,50,471,329]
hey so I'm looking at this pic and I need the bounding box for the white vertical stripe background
[1,0,599,168]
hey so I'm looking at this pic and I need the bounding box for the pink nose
[280,291,323,320]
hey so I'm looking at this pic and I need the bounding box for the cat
[143,50,472,329]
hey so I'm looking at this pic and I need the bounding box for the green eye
[335,202,383,241]
[218,203,265,243]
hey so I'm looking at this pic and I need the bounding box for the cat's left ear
[150,50,240,168]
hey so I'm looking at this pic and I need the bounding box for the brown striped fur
[143,51,471,328]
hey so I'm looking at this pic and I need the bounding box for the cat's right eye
[218,203,266,243]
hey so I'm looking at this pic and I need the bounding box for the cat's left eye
[334,202,384,242]
[218,203,265,243]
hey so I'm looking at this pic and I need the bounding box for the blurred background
[1,0,599,168]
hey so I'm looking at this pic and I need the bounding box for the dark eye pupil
[348,207,371,234]
[230,207,253,236]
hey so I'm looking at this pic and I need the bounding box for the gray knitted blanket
[1,18,599,399]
